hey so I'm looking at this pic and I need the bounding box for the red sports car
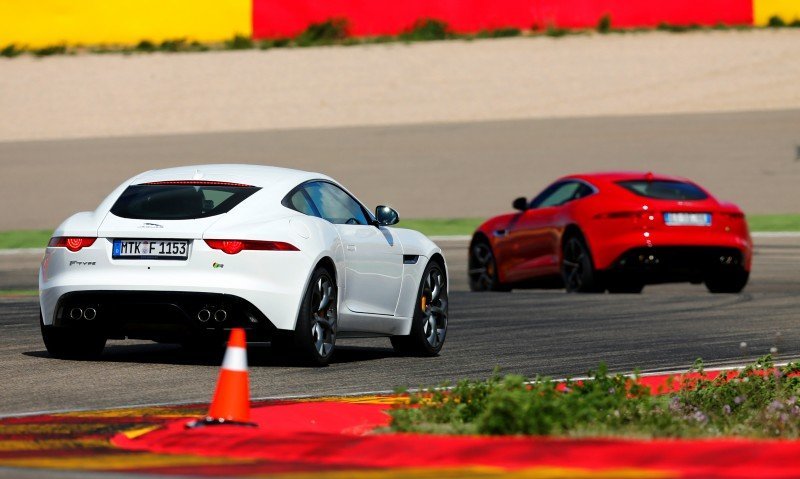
[469,172,752,294]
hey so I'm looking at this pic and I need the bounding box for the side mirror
[375,205,399,226]
[512,197,528,212]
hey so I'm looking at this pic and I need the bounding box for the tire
[391,261,448,356]
[468,236,510,292]
[290,267,338,366]
[606,277,645,294]
[561,234,604,293]
[705,269,749,293]
[40,313,106,360]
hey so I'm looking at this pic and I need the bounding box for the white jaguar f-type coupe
[39,165,448,365]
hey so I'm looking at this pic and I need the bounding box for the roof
[130,164,329,189]
[562,171,696,185]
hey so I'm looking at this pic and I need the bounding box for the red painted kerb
[252,0,753,39]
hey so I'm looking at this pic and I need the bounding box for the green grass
[0,214,796,249]
[1,20,793,59]
[0,230,52,249]
[746,214,800,232]
[390,356,800,438]
[396,218,484,236]
[0,289,38,297]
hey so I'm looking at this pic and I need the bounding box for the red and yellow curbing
[2,390,800,477]
[1,0,798,49]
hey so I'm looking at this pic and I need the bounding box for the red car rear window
[617,180,708,201]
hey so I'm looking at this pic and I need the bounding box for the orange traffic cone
[188,328,256,428]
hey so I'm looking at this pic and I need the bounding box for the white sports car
[39,165,448,365]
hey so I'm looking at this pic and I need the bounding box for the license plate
[112,239,189,260]
[663,213,712,227]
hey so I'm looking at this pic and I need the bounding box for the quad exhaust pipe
[197,309,211,322]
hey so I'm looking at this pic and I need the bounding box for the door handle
[493,229,508,237]
[346,244,356,252]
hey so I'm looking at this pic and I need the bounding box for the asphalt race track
[2,237,799,417]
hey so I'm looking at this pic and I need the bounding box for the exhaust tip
[214,309,228,322]
[197,309,211,323]
[69,308,83,320]
[83,308,97,320]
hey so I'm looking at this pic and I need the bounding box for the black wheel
[40,313,106,360]
[292,267,338,366]
[561,234,603,293]
[606,277,645,294]
[391,261,448,356]
[705,269,749,293]
[468,237,510,292]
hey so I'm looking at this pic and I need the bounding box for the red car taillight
[204,239,299,255]
[48,237,97,252]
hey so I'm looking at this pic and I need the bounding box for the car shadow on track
[23,343,398,368]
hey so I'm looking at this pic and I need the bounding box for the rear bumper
[48,290,277,342]
[588,229,752,272]
[607,246,745,283]
[39,242,315,331]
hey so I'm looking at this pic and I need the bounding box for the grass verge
[3,16,797,59]
[0,215,796,249]
[0,230,52,249]
[390,356,800,438]
[0,289,38,297]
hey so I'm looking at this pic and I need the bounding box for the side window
[531,182,582,208]
[284,189,319,217]
[303,181,370,225]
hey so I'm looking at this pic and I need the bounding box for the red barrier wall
[252,0,753,39]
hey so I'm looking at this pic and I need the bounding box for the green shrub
[597,14,612,33]
[656,22,701,33]
[33,45,67,57]
[486,27,522,38]
[402,19,450,41]
[225,34,254,50]
[259,38,291,49]
[158,38,188,52]
[390,356,800,438]
[768,15,786,27]
[789,19,800,27]
[1,44,23,58]
[545,25,569,37]
[296,18,349,46]
[135,40,157,52]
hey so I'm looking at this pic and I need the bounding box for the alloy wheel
[421,267,447,348]
[562,237,586,292]
[469,242,497,290]
[310,274,337,358]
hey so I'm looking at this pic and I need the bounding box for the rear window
[110,183,260,220]
[617,180,708,201]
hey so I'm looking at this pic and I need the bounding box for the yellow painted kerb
[754,0,800,25]
[0,0,252,48]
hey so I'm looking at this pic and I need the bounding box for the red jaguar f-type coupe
[469,172,752,294]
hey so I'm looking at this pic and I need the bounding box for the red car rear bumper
[587,229,752,273]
